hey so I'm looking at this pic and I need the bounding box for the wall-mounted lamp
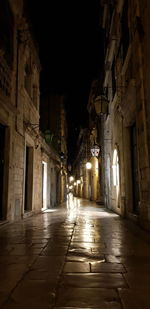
[44,129,54,145]
[94,95,108,116]
[24,121,40,149]
[90,143,100,157]
[60,152,65,160]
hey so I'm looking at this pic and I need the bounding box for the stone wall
[101,0,150,229]
[0,0,63,222]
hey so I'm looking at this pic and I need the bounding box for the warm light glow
[66,184,69,188]
[43,209,58,213]
[69,185,73,189]
[69,176,74,182]
[90,259,105,264]
[82,220,94,243]
[77,180,81,184]
[66,194,80,221]
[74,182,77,186]
[41,161,47,210]
[96,159,99,169]
[112,149,119,186]
[86,162,92,169]
[112,164,117,186]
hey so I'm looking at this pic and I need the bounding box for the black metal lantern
[44,129,53,145]
[60,152,65,160]
[94,95,108,115]
[90,143,100,157]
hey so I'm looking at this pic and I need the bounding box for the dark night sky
[27,1,103,163]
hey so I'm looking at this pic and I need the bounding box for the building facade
[72,128,100,202]
[40,94,68,204]
[0,0,66,222]
[90,0,150,230]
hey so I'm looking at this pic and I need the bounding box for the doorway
[0,124,5,219]
[130,124,139,214]
[112,148,120,208]
[106,156,111,208]
[42,161,47,210]
[24,145,34,212]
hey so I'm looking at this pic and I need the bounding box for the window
[112,149,119,186]
[24,61,32,96]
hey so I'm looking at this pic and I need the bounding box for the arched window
[24,60,32,96]
[112,148,120,187]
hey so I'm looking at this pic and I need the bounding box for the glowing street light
[86,162,92,169]
[69,176,74,182]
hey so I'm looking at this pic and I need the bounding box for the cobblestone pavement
[1,196,150,308]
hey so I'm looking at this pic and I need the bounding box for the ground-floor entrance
[130,123,140,214]
[24,145,34,212]
[0,123,5,220]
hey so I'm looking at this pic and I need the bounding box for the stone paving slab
[63,262,90,272]
[66,255,105,263]
[0,292,8,308]
[40,246,68,256]
[24,270,59,284]
[55,287,121,307]
[0,255,36,266]
[2,279,55,306]
[123,272,150,289]
[70,242,106,248]
[1,199,150,308]
[60,273,127,288]
[118,288,150,309]
[55,305,121,309]
[91,262,126,273]
[0,269,25,293]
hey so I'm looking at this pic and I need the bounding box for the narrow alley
[1,0,150,307]
[1,196,150,309]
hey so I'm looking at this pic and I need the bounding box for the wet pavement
[1,196,150,308]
